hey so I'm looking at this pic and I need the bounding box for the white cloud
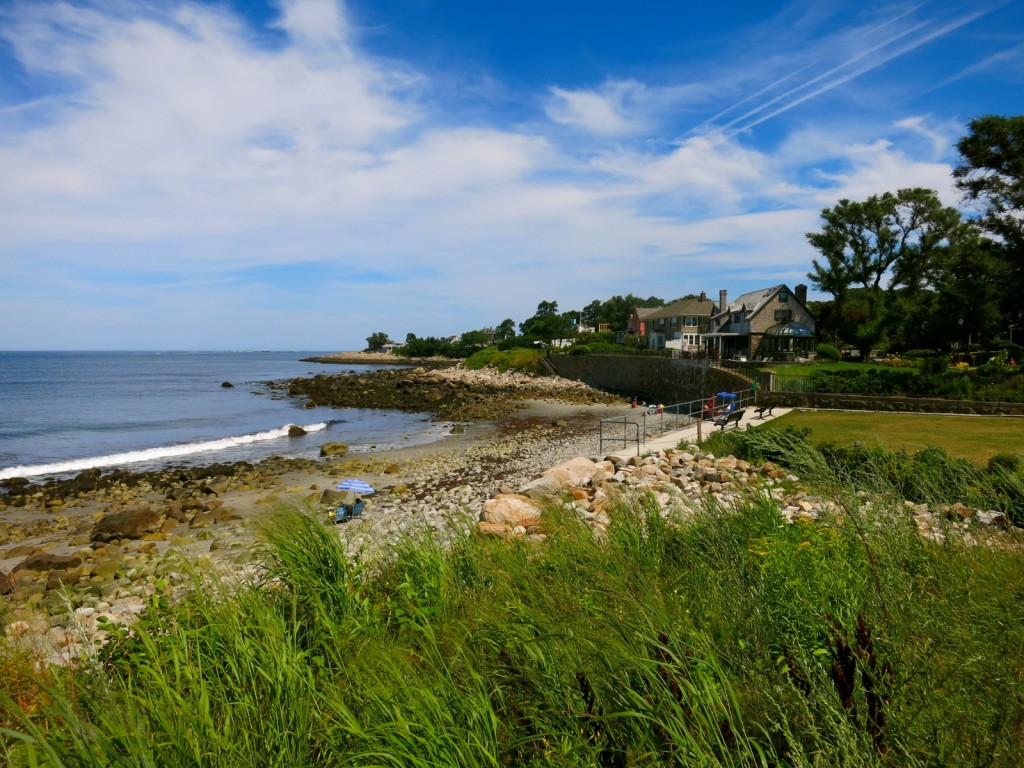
[274,0,349,48]
[546,79,650,136]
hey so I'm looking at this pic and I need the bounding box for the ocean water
[0,351,450,482]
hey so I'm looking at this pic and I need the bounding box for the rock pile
[472,449,1024,548]
[474,449,807,538]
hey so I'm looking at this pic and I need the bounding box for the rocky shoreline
[2,364,1019,666]
[0,365,627,661]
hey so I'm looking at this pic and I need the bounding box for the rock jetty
[276,365,624,420]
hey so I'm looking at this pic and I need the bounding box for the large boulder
[91,508,164,543]
[480,494,543,527]
[320,442,349,457]
[540,456,606,488]
[518,475,564,499]
[13,552,83,574]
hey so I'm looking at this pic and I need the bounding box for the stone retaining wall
[548,355,753,405]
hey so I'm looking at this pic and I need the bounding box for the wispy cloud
[711,8,987,135]
[546,79,650,136]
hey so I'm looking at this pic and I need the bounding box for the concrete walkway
[601,406,793,460]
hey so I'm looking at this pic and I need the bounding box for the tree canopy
[806,188,975,357]
[954,114,1024,327]
[365,331,390,352]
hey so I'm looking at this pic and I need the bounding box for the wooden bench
[754,403,775,419]
[714,408,746,430]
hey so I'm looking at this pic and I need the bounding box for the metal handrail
[598,388,759,455]
[598,416,642,456]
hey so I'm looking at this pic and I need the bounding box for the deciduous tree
[954,114,1024,328]
[365,331,390,352]
[494,318,516,341]
[806,188,966,357]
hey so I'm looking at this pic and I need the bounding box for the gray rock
[14,552,84,573]
[91,508,164,543]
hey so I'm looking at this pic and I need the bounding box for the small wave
[343,421,458,453]
[0,422,328,481]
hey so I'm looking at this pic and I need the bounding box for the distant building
[626,306,659,340]
[642,292,717,350]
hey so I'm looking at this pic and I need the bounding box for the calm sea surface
[0,351,448,481]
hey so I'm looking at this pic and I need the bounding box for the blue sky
[1,0,1022,350]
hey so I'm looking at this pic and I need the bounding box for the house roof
[645,296,716,321]
[712,284,787,319]
[632,306,660,319]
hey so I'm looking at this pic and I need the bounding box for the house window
[684,315,697,327]
[775,309,793,322]
[732,312,741,324]
[779,289,789,302]
[671,317,678,327]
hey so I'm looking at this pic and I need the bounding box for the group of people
[701,393,735,421]
[630,396,663,414]
[630,393,737,419]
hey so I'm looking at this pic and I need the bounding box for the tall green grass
[3,442,1024,765]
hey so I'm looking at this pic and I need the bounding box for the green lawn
[764,409,1024,463]
[766,360,916,377]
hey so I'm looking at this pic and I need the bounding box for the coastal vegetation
[462,346,547,374]
[699,422,1024,527]
[2,430,1023,766]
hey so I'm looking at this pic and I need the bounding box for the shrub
[816,342,841,361]
[917,355,949,375]
[988,452,1023,474]
[464,347,546,373]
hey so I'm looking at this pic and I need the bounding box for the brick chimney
[719,289,728,314]
[699,290,707,302]
[794,284,807,305]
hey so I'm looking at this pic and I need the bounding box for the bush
[816,342,841,361]
[917,355,949,375]
[497,335,543,351]
[988,452,1023,473]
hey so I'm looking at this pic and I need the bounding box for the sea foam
[0,422,328,481]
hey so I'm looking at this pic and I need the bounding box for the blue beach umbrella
[716,392,738,399]
[336,478,375,495]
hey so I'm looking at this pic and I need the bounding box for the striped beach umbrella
[336,478,375,495]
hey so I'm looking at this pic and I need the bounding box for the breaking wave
[0,422,328,481]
